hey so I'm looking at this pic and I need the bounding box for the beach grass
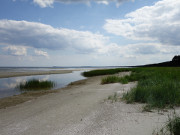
[17,79,55,91]
[122,67,180,109]
[155,111,180,135]
[108,92,118,102]
[85,67,180,109]
[167,115,180,135]
[101,75,130,84]
[83,68,130,77]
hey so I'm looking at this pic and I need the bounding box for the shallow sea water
[0,71,86,99]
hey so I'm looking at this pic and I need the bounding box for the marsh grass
[18,79,55,91]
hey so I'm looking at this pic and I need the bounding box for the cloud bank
[33,0,133,8]
[0,20,107,54]
[0,19,179,58]
[104,0,180,46]
[0,18,179,66]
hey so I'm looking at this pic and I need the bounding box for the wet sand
[0,72,179,135]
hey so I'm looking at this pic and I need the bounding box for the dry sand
[0,72,179,135]
[0,70,73,78]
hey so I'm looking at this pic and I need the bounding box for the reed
[18,79,55,91]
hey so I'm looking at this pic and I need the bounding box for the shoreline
[0,78,87,109]
[1,72,178,135]
[0,70,74,78]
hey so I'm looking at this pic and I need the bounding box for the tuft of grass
[17,79,55,91]
[101,76,120,84]
[166,114,180,135]
[108,92,118,102]
[101,75,131,84]
[154,111,180,135]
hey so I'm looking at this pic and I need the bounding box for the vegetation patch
[83,68,130,77]
[102,76,120,84]
[108,92,118,102]
[122,68,180,109]
[101,75,130,84]
[17,79,55,91]
[85,67,180,109]
[154,111,180,135]
[166,115,180,135]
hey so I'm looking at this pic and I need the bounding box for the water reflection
[0,71,86,99]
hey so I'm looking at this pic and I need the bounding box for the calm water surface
[0,71,86,99]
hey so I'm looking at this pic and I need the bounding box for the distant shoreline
[0,70,74,78]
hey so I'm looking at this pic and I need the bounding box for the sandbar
[0,70,73,78]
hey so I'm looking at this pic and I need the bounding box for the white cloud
[33,0,54,8]
[33,0,132,8]
[1,19,179,66]
[0,20,108,54]
[3,45,27,56]
[104,0,180,46]
[34,49,49,58]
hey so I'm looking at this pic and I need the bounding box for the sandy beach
[0,72,179,135]
[0,70,74,78]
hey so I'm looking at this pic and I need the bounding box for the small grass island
[17,79,55,91]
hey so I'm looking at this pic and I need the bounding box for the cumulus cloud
[34,49,49,58]
[1,19,179,66]
[3,46,27,56]
[33,0,54,8]
[0,20,108,54]
[33,0,133,8]
[1,19,179,58]
[104,0,180,46]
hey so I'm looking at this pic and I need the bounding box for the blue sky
[0,0,180,66]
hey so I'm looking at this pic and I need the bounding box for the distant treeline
[138,55,180,67]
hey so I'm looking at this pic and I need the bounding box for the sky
[0,0,180,67]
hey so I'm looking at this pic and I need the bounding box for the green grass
[83,68,130,77]
[167,115,180,135]
[85,67,180,109]
[101,76,120,84]
[155,111,180,135]
[122,67,180,109]
[17,79,55,91]
[101,75,130,84]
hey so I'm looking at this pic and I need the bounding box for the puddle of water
[0,71,86,99]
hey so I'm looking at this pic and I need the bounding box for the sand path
[0,72,177,135]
